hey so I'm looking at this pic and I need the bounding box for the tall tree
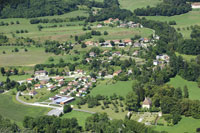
[183,85,189,98]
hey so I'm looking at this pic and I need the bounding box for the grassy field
[0,10,88,42]
[145,10,200,38]
[0,46,54,66]
[91,27,153,41]
[168,75,200,100]
[119,0,161,11]
[62,110,92,128]
[0,94,50,127]
[76,100,128,120]
[90,80,133,97]
[155,116,200,133]
[175,52,197,62]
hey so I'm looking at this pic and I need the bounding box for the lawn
[155,116,200,133]
[119,0,161,11]
[145,10,200,38]
[90,80,133,97]
[168,75,200,100]
[0,94,50,127]
[62,110,92,128]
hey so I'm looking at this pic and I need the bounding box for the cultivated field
[168,75,200,100]
[145,10,200,38]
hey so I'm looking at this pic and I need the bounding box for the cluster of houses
[85,38,151,48]
[97,18,143,29]
[59,76,96,98]
[153,54,170,68]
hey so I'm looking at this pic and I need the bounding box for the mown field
[145,10,200,38]
[155,116,200,133]
[90,80,133,97]
[62,110,92,128]
[168,75,200,100]
[119,0,161,11]
[0,94,50,127]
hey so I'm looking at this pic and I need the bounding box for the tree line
[134,0,191,16]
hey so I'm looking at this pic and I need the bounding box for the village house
[85,41,94,46]
[124,39,132,45]
[142,97,152,109]
[118,42,126,47]
[34,84,43,89]
[97,24,103,28]
[58,81,64,87]
[76,92,81,97]
[89,52,96,57]
[55,76,64,82]
[34,70,48,80]
[112,51,121,57]
[156,54,170,63]
[113,70,122,76]
[192,2,200,9]
[47,85,56,91]
[29,90,37,96]
[27,78,34,83]
[133,42,141,47]
[40,80,48,85]
[91,78,96,83]
[132,51,139,56]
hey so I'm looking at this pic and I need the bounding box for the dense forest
[134,0,191,16]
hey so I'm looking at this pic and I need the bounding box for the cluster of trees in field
[0,115,19,132]
[0,34,8,43]
[77,93,125,111]
[0,77,19,92]
[21,113,159,133]
[134,0,191,16]
[85,113,158,133]
[44,40,73,55]
[87,6,132,22]
[30,16,87,24]
[0,0,79,18]
[23,116,82,132]
[1,67,25,77]
[0,21,20,26]
[177,25,200,55]
[74,30,108,42]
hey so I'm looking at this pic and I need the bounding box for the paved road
[73,109,96,114]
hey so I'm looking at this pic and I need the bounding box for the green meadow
[90,80,133,97]
[62,110,92,128]
[145,10,200,38]
[0,46,53,66]
[0,94,50,127]
[155,116,200,133]
[119,0,161,11]
[175,52,197,62]
[168,75,200,100]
